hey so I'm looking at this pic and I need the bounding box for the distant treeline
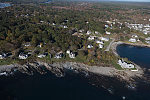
[0,0,50,4]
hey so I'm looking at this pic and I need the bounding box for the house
[132,35,138,38]
[69,52,76,58]
[63,26,68,28]
[66,50,76,58]
[24,42,31,47]
[87,44,93,48]
[118,59,135,69]
[86,31,92,35]
[99,37,109,42]
[145,37,150,41]
[145,41,150,44]
[106,31,111,35]
[95,31,99,34]
[19,53,28,59]
[40,21,44,23]
[105,25,109,28]
[66,50,71,54]
[52,23,56,25]
[37,53,47,58]
[79,29,84,33]
[88,36,95,40]
[96,40,104,44]
[129,38,136,42]
[54,53,63,59]
[0,53,6,59]
[99,44,103,49]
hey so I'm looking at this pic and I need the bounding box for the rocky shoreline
[0,61,144,83]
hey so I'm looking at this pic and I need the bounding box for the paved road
[105,38,115,51]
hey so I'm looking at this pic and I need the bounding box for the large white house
[129,38,136,42]
[118,59,135,69]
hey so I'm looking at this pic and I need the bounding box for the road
[105,38,115,51]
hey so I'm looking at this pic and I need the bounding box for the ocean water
[0,71,121,100]
[0,69,150,100]
[0,3,11,8]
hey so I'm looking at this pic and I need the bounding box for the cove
[0,3,11,8]
[116,44,150,68]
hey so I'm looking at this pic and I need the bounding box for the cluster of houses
[87,35,109,49]
[129,34,140,43]
[145,37,150,44]
[18,50,76,60]
[126,23,150,35]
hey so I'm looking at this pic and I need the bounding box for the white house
[66,50,76,58]
[95,31,99,34]
[87,44,93,48]
[88,36,95,40]
[145,37,150,41]
[63,26,68,28]
[99,37,109,41]
[19,53,28,59]
[86,31,92,35]
[99,44,103,49]
[37,54,46,58]
[52,23,56,25]
[129,38,136,42]
[79,29,84,33]
[118,60,135,69]
[106,31,111,35]
[105,25,109,28]
[96,40,104,44]
[145,41,150,44]
[0,53,6,59]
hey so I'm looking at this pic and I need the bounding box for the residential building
[19,53,28,59]
[129,38,136,42]
[87,44,93,48]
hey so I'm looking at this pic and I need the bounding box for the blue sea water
[0,3,11,8]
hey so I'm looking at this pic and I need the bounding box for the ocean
[0,3,11,8]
